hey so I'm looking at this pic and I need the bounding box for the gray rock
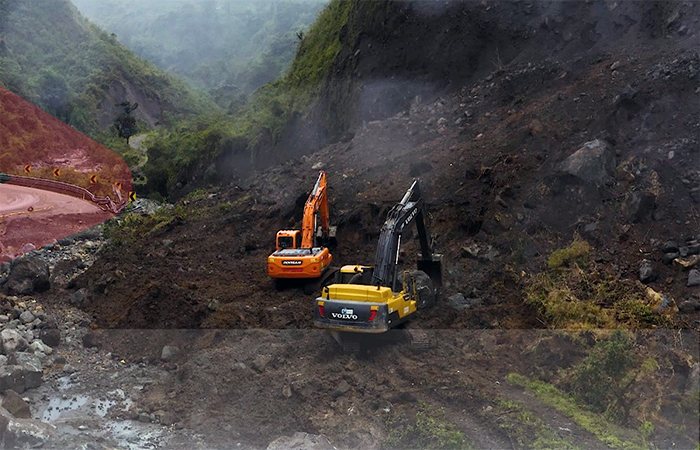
[1,329,28,354]
[267,432,338,450]
[29,340,52,356]
[15,353,43,390]
[19,311,34,324]
[678,299,700,313]
[0,405,57,447]
[662,240,679,254]
[207,299,220,311]
[62,364,76,374]
[70,288,89,306]
[448,293,482,311]
[0,366,26,393]
[160,345,180,362]
[0,316,8,324]
[639,260,657,284]
[39,329,61,348]
[624,191,656,223]
[0,354,43,394]
[688,269,700,287]
[448,294,469,311]
[252,354,272,373]
[559,139,616,186]
[1,389,31,418]
[5,256,50,295]
[663,252,680,265]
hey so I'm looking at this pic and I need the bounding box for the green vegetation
[72,0,327,100]
[547,240,591,269]
[526,240,671,329]
[491,399,583,450]
[103,189,250,245]
[103,204,188,245]
[138,0,357,198]
[383,402,471,450]
[568,330,659,424]
[0,0,215,136]
[506,373,653,450]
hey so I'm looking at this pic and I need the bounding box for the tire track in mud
[496,383,611,450]
[368,334,514,450]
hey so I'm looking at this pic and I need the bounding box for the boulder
[0,405,56,447]
[1,390,31,419]
[5,256,50,295]
[623,191,656,223]
[559,139,616,186]
[638,260,657,284]
[39,328,61,348]
[688,269,700,287]
[160,346,180,362]
[1,329,28,354]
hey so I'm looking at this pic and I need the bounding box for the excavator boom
[301,171,329,248]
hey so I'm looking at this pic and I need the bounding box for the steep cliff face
[0,0,214,134]
[262,0,697,163]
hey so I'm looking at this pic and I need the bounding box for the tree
[113,101,139,145]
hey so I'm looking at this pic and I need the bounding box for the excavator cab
[275,230,301,250]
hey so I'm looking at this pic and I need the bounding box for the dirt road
[0,184,111,262]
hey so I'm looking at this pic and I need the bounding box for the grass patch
[547,240,591,270]
[506,373,653,450]
[383,402,472,450]
[526,240,671,329]
[103,205,187,245]
[490,399,583,450]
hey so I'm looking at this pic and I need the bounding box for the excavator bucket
[318,225,338,249]
[417,254,443,287]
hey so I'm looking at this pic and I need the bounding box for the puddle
[105,421,164,450]
[37,389,167,450]
[42,395,90,422]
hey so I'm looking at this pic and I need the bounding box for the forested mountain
[0,0,217,135]
[71,0,327,107]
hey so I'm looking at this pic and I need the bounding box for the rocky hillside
[0,0,216,134]
[0,1,698,449]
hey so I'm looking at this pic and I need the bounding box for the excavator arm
[300,171,330,249]
[372,179,438,291]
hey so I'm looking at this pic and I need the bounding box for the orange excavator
[267,171,337,293]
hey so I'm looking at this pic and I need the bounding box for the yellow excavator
[267,170,336,293]
[313,179,443,352]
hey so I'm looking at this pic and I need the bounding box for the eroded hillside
[2,1,699,449]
